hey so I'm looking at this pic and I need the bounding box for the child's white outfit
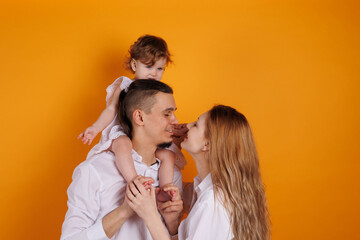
[86,76,186,170]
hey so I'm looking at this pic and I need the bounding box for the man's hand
[157,184,183,235]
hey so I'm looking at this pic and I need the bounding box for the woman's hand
[126,176,171,240]
[126,176,159,222]
[115,175,154,221]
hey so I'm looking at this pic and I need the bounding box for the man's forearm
[102,204,133,238]
[164,217,180,236]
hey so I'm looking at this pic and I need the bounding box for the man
[61,80,183,239]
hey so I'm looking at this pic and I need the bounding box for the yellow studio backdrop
[1,0,359,239]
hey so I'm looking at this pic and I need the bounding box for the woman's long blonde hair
[205,105,270,240]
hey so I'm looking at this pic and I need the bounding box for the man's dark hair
[118,79,173,139]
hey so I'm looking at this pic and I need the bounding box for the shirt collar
[194,173,213,196]
[131,149,160,166]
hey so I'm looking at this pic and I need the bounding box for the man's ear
[201,142,210,152]
[130,59,137,72]
[133,109,144,126]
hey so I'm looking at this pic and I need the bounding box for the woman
[126,105,271,240]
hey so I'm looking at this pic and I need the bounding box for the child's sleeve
[105,76,133,105]
[119,77,133,91]
[93,125,127,155]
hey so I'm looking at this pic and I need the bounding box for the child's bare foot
[143,180,153,190]
[156,188,175,202]
[135,176,155,191]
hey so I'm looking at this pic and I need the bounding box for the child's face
[131,57,167,81]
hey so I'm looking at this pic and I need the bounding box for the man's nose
[172,115,179,125]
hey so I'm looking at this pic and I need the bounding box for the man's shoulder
[73,152,117,177]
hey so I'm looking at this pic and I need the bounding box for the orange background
[1,1,359,239]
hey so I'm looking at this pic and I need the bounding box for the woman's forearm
[144,214,170,240]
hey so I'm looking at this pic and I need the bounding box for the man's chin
[157,142,172,149]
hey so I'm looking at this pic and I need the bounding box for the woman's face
[181,112,208,154]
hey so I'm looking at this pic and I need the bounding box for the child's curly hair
[126,35,172,73]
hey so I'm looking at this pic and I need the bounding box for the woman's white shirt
[177,174,233,240]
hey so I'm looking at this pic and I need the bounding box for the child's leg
[155,149,176,202]
[111,135,137,182]
[156,149,176,187]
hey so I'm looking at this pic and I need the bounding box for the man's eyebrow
[163,107,177,112]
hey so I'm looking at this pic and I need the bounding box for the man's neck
[132,136,158,166]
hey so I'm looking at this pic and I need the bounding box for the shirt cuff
[86,219,109,240]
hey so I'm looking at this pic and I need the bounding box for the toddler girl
[78,35,187,199]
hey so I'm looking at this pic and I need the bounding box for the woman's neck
[191,152,210,181]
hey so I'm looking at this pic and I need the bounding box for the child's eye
[193,122,197,127]
[158,67,164,71]
[146,65,152,69]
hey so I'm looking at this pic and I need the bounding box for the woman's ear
[201,142,210,152]
[130,59,137,72]
[133,109,144,126]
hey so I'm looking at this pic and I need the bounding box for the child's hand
[172,123,188,148]
[77,126,99,145]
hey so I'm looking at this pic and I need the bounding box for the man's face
[143,92,178,145]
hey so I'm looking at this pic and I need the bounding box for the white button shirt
[61,150,183,240]
[177,174,233,240]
